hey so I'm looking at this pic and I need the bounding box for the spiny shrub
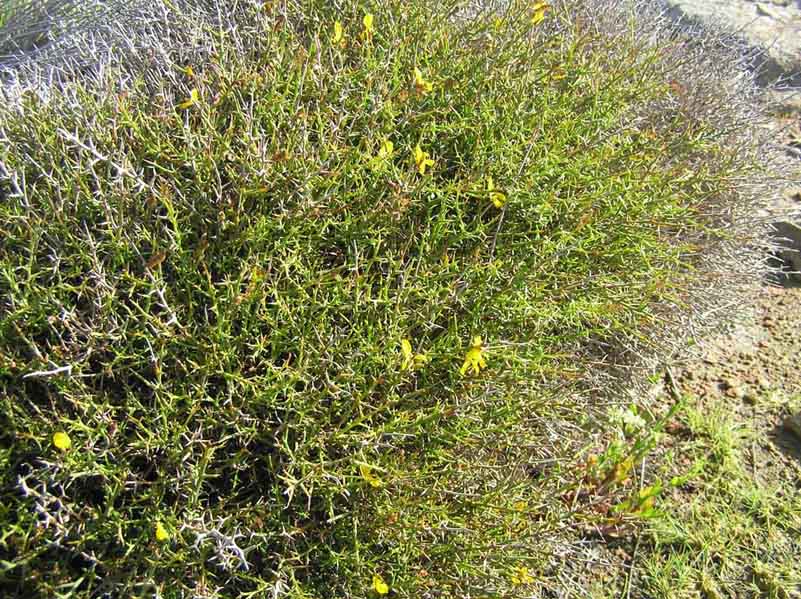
[0,0,774,597]
[0,0,130,62]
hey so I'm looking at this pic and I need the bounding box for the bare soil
[675,282,801,477]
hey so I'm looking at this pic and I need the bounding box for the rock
[784,412,801,440]
[663,0,801,84]
[725,384,746,399]
[771,221,801,282]
[784,188,801,203]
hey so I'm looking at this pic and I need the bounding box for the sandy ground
[675,282,801,476]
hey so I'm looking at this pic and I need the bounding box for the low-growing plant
[0,0,779,597]
[565,390,684,537]
[639,399,801,598]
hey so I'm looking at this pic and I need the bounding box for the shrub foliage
[0,0,771,597]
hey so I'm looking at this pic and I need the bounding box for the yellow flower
[361,13,374,42]
[401,338,429,371]
[531,2,550,26]
[332,20,345,46]
[487,176,506,208]
[413,145,434,175]
[360,464,383,488]
[612,457,634,484]
[52,431,71,451]
[510,565,535,585]
[372,574,389,595]
[377,139,394,160]
[363,13,374,31]
[413,67,433,95]
[155,521,170,542]
[182,65,195,78]
[548,66,566,82]
[178,88,199,109]
[459,336,487,376]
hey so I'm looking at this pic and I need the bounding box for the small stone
[726,385,746,400]
[784,413,801,441]
[613,547,630,561]
[784,188,801,203]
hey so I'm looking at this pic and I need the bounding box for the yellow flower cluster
[331,14,374,47]
[327,16,446,182]
[398,336,488,377]
[459,336,487,376]
[325,14,497,387]
[372,140,437,176]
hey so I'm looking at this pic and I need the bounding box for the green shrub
[0,0,773,597]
